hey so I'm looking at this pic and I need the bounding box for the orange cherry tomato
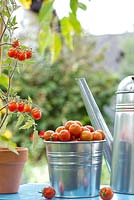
[55,126,65,133]
[80,130,93,141]
[96,130,106,140]
[43,130,54,141]
[59,129,71,141]
[69,123,82,138]
[74,120,83,126]
[64,120,75,130]
[24,104,31,112]
[100,187,114,200]
[93,131,103,140]
[50,132,59,141]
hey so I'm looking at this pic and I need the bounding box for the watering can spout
[77,78,113,172]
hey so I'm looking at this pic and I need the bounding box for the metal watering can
[77,75,134,194]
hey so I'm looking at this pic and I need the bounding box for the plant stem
[0,19,3,74]
[0,0,7,74]
[0,104,8,112]
[0,60,18,129]
[0,43,12,47]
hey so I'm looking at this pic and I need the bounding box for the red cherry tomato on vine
[12,40,20,48]
[38,130,45,138]
[42,186,56,199]
[17,51,26,61]
[24,104,31,112]
[25,50,32,59]
[17,102,24,112]
[8,101,18,112]
[8,48,16,58]
[31,108,42,120]
[100,187,114,200]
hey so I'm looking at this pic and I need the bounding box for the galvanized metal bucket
[44,140,105,198]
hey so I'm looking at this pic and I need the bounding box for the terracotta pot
[0,147,28,194]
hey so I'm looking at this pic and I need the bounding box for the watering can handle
[77,78,113,172]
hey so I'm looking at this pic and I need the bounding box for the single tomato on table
[100,187,114,200]
[42,186,56,199]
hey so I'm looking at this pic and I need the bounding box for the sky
[54,0,134,35]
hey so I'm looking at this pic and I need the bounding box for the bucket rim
[44,140,106,144]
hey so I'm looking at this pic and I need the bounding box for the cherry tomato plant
[0,0,42,153]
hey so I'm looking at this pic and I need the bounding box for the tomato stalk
[0,60,18,130]
[0,0,8,74]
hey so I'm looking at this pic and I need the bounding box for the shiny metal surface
[77,78,113,172]
[110,75,134,194]
[77,75,134,194]
[45,141,105,198]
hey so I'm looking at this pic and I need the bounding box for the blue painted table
[0,183,134,200]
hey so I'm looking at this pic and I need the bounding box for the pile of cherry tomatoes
[42,120,106,142]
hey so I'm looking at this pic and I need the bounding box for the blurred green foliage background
[4,0,134,185]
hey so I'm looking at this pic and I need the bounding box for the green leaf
[0,135,18,154]
[0,89,6,99]
[78,2,87,10]
[19,119,34,129]
[7,141,18,154]
[70,0,78,15]
[0,115,10,134]
[38,27,52,54]
[69,13,82,34]
[0,73,9,89]
[32,130,39,149]
[16,113,24,127]
[61,17,74,49]
[51,32,62,63]
[61,17,73,36]
[65,34,73,50]
[38,0,54,23]
[28,96,33,104]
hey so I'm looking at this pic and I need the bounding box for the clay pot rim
[0,147,28,163]
[0,147,28,153]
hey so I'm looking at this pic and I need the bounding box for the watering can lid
[116,75,134,93]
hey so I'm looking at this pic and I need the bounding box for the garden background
[0,0,134,186]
